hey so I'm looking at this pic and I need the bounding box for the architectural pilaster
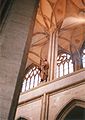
[48,29,58,81]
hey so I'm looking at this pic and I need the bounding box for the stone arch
[21,63,41,92]
[16,116,30,120]
[55,99,85,120]
[25,63,38,75]
[17,117,27,120]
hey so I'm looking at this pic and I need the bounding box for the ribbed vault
[27,0,85,67]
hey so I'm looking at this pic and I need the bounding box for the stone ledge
[19,69,85,104]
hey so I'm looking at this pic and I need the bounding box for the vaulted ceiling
[27,0,85,67]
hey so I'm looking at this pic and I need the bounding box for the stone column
[0,0,39,120]
[48,29,58,81]
[72,51,81,71]
[54,32,58,80]
[41,93,46,120]
[48,31,53,81]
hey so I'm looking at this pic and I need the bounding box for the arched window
[17,117,27,120]
[56,99,85,120]
[21,66,41,92]
[82,48,85,68]
[64,106,85,120]
[56,53,73,78]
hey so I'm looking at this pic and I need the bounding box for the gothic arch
[16,116,31,120]
[25,63,38,75]
[21,63,41,92]
[55,99,85,120]
[17,117,28,120]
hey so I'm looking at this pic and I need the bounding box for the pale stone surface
[48,84,85,120]
[15,99,42,120]
[16,69,85,120]
[0,0,84,119]
[0,0,38,119]
[19,69,85,103]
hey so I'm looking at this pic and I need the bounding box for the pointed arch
[81,41,85,68]
[55,99,85,120]
[56,52,73,78]
[16,117,28,120]
[21,64,41,92]
[16,116,31,120]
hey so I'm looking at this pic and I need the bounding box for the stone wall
[0,0,39,119]
[16,69,85,120]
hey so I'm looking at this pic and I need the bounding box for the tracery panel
[82,48,85,68]
[56,53,73,78]
[21,66,41,92]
